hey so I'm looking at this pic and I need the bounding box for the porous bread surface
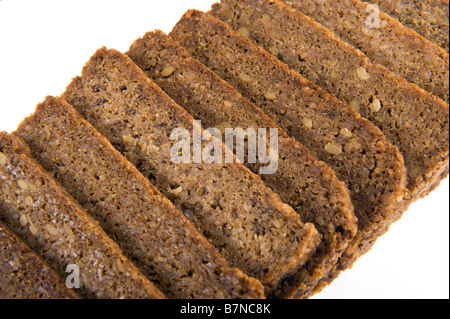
[61,47,321,289]
[0,219,81,299]
[0,132,165,299]
[209,0,449,202]
[127,30,357,299]
[278,0,449,102]
[170,10,407,292]
[15,96,265,299]
[372,0,449,52]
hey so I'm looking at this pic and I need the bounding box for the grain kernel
[356,67,371,80]
[45,223,59,237]
[122,135,134,144]
[24,196,34,206]
[224,100,233,108]
[264,91,277,100]
[373,167,382,175]
[29,225,38,236]
[238,27,250,38]
[170,186,183,195]
[340,128,353,138]
[349,100,360,111]
[17,179,29,191]
[239,73,252,82]
[116,258,125,272]
[27,182,38,193]
[19,215,28,227]
[0,152,7,166]
[325,143,343,155]
[303,87,315,95]
[196,187,206,196]
[370,97,382,112]
[161,65,176,77]
[303,118,313,129]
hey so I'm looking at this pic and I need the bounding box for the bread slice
[0,132,165,299]
[372,0,449,53]
[61,47,321,293]
[277,0,449,102]
[127,30,358,299]
[207,0,449,203]
[170,10,407,295]
[0,219,81,299]
[15,96,265,299]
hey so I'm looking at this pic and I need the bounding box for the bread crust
[127,30,357,298]
[278,0,449,101]
[0,132,165,299]
[0,219,81,299]
[15,95,265,299]
[171,9,408,297]
[62,47,321,292]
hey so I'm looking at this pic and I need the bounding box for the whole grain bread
[14,95,265,299]
[209,0,449,203]
[278,0,449,102]
[170,10,407,297]
[127,30,357,299]
[372,0,449,52]
[0,132,165,299]
[61,47,321,293]
[0,219,81,299]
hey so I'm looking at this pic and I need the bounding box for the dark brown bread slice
[0,132,165,299]
[209,0,450,203]
[14,96,265,299]
[277,0,449,102]
[0,219,81,299]
[61,47,321,293]
[373,0,449,52]
[170,10,408,296]
[127,30,358,299]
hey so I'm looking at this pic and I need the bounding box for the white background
[0,0,448,299]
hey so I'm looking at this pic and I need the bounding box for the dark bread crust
[208,0,449,203]
[0,132,165,299]
[372,0,449,53]
[170,10,408,297]
[61,47,321,291]
[278,0,449,101]
[0,219,81,299]
[127,30,357,299]
[15,96,265,299]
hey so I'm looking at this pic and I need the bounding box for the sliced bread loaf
[127,30,357,298]
[61,47,321,293]
[372,0,449,52]
[15,95,265,299]
[208,0,449,203]
[0,132,165,299]
[170,10,408,295]
[277,0,449,102]
[0,219,81,299]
